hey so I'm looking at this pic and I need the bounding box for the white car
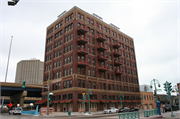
[9,108,22,115]
[104,107,118,114]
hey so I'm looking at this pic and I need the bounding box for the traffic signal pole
[153,79,158,102]
[164,81,174,117]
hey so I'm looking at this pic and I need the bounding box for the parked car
[164,105,171,112]
[104,107,119,114]
[164,104,179,112]
[118,107,130,113]
[130,107,139,112]
[9,108,21,115]
[172,105,179,111]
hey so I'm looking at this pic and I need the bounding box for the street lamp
[8,0,19,6]
[150,79,161,102]
[118,92,124,108]
[86,89,92,114]
[140,94,144,110]
[30,103,33,114]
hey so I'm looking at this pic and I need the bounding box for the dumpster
[68,110,71,116]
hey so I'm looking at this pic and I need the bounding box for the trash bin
[68,110,71,116]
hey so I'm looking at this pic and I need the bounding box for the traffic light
[158,96,160,101]
[49,95,52,104]
[168,83,172,92]
[22,81,26,88]
[82,93,86,100]
[154,90,157,97]
[163,83,167,91]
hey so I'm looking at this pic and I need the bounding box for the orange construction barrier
[40,107,54,115]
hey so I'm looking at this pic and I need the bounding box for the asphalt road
[1,110,180,119]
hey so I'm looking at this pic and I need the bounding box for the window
[88,47,90,53]
[111,74,113,80]
[92,59,95,66]
[58,82,61,90]
[63,81,66,89]
[82,80,85,88]
[91,29,94,35]
[59,71,61,78]
[89,81,92,88]
[68,94,73,99]
[108,73,110,79]
[78,80,81,87]
[100,24,102,30]
[67,80,69,88]
[78,67,80,74]
[92,49,95,55]
[87,18,90,24]
[92,38,94,44]
[64,47,66,53]
[117,85,119,91]
[70,55,73,62]
[63,94,67,100]
[71,44,73,50]
[59,60,61,67]
[112,84,114,90]
[70,67,73,75]
[110,64,112,70]
[78,13,80,19]
[91,20,94,25]
[70,80,72,88]
[67,57,69,64]
[109,84,111,90]
[93,70,95,77]
[67,68,69,75]
[88,37,90,43]
[88,69,91,76]
[88,58,91,65]
[82,67,85,75]
[82,15,84,21]
[94,82,96,89]
[104,83,106,90]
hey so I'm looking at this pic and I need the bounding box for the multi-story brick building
[41,6,141,112]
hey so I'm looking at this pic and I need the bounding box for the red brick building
[41,6,141,112]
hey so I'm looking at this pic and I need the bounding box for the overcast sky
[0,0,179,93]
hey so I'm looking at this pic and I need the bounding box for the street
[1,110,180,119]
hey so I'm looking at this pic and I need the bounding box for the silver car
[9,108,22,115]
[104,107,119,114]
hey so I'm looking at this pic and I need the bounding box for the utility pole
[1,36,13,111]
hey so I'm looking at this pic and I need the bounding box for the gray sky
[0,0,179,93]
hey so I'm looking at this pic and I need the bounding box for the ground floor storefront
[50,100,141,112]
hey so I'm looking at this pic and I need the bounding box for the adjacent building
[140,84,153,92]
[140,91,156,110]
[41,6,140,112]
[15,59,44,85]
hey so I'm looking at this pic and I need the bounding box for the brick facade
[42,6,140,112]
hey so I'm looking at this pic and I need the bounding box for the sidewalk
[37,110,180,118]
[161,110,180,119]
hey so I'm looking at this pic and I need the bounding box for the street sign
[8,103,13,108]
